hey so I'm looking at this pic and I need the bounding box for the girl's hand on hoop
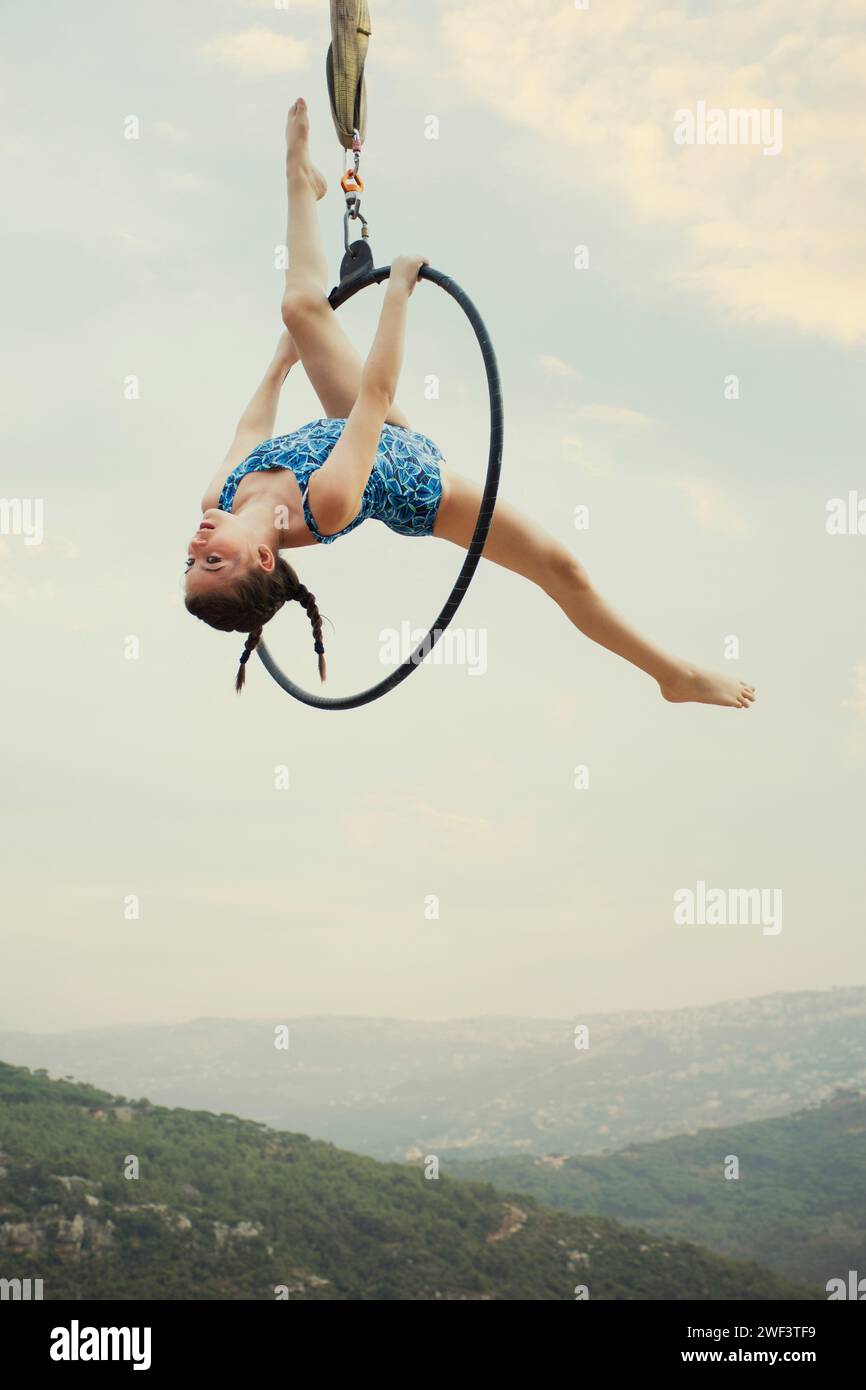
[389,255,429,297]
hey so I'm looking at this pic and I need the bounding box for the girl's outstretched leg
[280,98,410,427]
[434,472,756,708]
[283,97,329,291]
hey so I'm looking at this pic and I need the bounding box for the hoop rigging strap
[327,0,371,149]
[257,263,504,711]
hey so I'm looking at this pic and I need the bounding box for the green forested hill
[447,1092,866,1290]
[0,1062,815,1300]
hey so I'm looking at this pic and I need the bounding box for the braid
[293,581,328,683]
[235,627,263,694]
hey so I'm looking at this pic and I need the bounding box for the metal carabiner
[340,128,368,249]
[343,202,369,254]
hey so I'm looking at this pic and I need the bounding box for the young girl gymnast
[186,99,755,710]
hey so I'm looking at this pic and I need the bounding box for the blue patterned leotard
[218,418,445,543]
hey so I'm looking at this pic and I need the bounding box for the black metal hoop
[257,263,503,710]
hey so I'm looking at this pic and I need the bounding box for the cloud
[153,121,190,144]
[544,693,582,735]
[202,28,309,74]
[371,16,417,71]
[575,404,654,429]
[560,435,612,478]
[410,797,491,834]
[539,354,578,378]
[162,171,213,194]
[114,229,163,257]
[242,0,321,8]
[669,477,751,536]
[441,0,866,343]
[342,793,496,855]
[558,405,654,480]
[241,0,399,9]
[540,359,653,428]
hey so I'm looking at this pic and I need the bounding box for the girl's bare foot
[660,665,756,709]
[286,98,327,200]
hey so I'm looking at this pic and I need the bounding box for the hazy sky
[2,0,865,1032]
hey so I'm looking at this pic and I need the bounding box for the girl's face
[185,509,258,597]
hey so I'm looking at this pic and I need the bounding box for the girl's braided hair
[185,557,326,693]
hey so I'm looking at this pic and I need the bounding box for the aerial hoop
[258,262,503,711]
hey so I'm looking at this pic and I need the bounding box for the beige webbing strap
[326,0,371,149]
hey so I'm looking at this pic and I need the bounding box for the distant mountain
[1,989,864,1160]
[446,1091,866,1291]
[0,1062,814,1300]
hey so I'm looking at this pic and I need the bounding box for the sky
[2,0,865,1032]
